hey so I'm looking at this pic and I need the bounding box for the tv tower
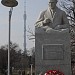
[24,0,26,55]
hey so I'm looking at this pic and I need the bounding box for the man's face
[48,2,57,9]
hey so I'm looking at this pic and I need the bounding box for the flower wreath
[44,70,64,75]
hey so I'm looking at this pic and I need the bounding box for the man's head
[48,0,57,9]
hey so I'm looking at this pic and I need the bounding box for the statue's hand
[42,26,54,32]
[43,18,51,25]
[42,26,49,31]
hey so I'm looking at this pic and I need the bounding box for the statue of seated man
[35,0,69,33]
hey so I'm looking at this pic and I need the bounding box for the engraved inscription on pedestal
[42,44,64,60]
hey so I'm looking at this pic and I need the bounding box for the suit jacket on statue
[35,7,69,29]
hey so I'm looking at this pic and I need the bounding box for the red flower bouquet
[44,70,64,75]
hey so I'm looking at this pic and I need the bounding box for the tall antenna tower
[24,0,26,55]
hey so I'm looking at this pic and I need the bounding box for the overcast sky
[0,0,73,51]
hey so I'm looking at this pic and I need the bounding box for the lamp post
[1,0,18,75]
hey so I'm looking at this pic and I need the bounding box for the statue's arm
[35,11,45,28]
[55,11,69,30]
[62,11,69,29]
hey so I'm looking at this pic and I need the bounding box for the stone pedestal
[35,29,71,75]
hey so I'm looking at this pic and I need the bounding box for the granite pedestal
[35,29,71,75]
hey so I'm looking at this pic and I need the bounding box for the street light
[1,0,18,7]
[1,0,18,75]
